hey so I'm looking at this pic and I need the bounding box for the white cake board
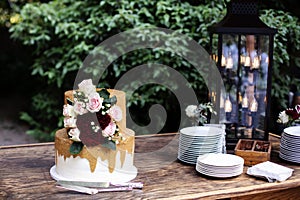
[50,165,138,183]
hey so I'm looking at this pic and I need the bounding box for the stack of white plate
[196,153,244,178]
[279,126,300,163]
[178,126,223,164]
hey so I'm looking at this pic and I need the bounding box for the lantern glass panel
[212,33,270,140]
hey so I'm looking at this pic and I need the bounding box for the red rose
[96,112,111,130]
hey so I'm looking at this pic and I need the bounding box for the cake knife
[56,183,132,195]
[57,180,143,189]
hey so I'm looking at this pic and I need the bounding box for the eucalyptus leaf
[70,142,84,155]
[104,95,117,106]
[98,89,110,99]
[102,138,116,150]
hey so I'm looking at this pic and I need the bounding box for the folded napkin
[247,161,294,182]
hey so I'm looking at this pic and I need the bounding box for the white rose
[64,117,77,128]
[73,101,88,115]
[185,105,197,118]
[63,104,76,117]
[277,111,289,124]
[86,92,103,113]
[78,79,96,95]
[109,105,122,122]
[68,128,81,142]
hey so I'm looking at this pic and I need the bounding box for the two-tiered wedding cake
[51,79,137,182]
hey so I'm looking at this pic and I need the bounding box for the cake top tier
[62,79,128,153]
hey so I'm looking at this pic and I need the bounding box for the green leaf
[102,138,116,150]
[98,89,110,99]
[70,142,84,155]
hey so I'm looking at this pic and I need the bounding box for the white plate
[180,126,223,137]
[196,165,243,173]
[197,153,244,167]
[279,153,300,163]
[177,157,197,164]
[178,144,220,150]
[196,167,243,178]
[283,126,300,137]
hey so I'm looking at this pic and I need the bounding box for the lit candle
[250,97,258,112]
[244,56,251,67]
[225,97,232,113]
[221,55,226,67]
[226,55,233,69]
[240,55,246,65]
[242,94,249,108]
[225,96,232,122]
[265,56,269,64]
[241,94,249,126]
[252,56,260,69]
[250,97,258,128]
[220,95,224,108]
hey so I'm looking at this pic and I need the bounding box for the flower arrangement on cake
[185,102,216,126]
[277,104,300,127]
[63,79,124,154]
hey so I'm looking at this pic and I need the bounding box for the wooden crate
[234,139,271,166]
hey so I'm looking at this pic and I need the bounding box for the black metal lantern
[209,0,277,149]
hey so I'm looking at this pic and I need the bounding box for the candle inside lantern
[225,97,232,113]
[226,55,233,69]
[265,56,269,64]
[225,96,232,122]
[241,94,249,126]
[221,55,226,67]
[250,97,258,112]
[242,94,249,108]
[240,55,246,65]
[252,56,260,69]
[250,97,258,128]
[244,55,251,67]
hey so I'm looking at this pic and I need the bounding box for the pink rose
[63,104,75,117]
[102,121,116,137]
[68,128,81,142]
[78,79,96,95]
[64,117,77,128]
[87,92,103,113]
[73,101,88,115]
[109,105,122,122]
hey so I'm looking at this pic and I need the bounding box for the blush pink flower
[109,105,122,122]
[87,92,103,113]
[78,79,96,95]
[73,101,88,115]
[102,121,116,137]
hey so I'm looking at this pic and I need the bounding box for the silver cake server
[56,183,132,195]
[57,180,143,189]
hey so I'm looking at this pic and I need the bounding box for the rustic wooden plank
[0,133,300,199]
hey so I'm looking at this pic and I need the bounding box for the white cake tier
[53,151,137,183]
[54,128,137,183]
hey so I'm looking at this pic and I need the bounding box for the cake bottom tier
[53,128,137,183]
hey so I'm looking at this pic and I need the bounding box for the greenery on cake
[63,79,124,154]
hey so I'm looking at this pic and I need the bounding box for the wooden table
[1,133,300,200]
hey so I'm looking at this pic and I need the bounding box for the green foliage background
[6,0,300,141]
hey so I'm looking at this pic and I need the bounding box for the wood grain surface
[1,133,300,200]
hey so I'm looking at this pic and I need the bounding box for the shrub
[9,0,300,141]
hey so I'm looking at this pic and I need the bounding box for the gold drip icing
[55,128,135,173]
